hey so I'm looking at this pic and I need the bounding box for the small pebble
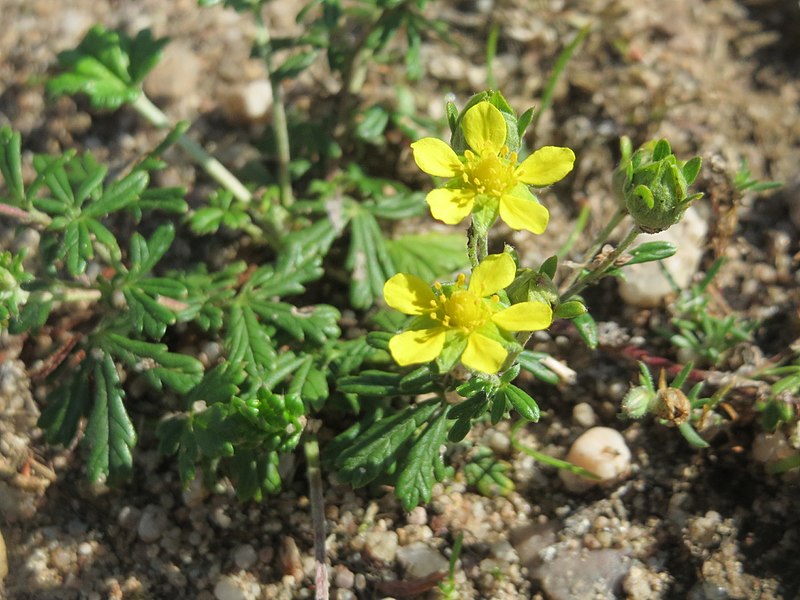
[233,544,257,570]
[559,427,632,492]
[214,576,249,600]
[333,564,355,589]
[572,402,597,428]
[396,541,448,578]
[363,531,399,564]
[138,504,168,543]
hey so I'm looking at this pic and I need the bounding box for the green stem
[253,9,294,212]
[559,206,627,295]
[510,420,600,479]
[561,223,640,300]
[304,430,329,600]
[131,94,253,204]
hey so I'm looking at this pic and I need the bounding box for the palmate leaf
[334,400,441,488]
[103,333,203,393]
[31,152,149,276]
[395,409,450,510]
[48,25,169,109]
[84,353,137,482]
[121,225,187,339]
[249,299,340,344]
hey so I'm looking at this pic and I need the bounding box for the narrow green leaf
[554,300,587,320]
[627,241,677,265]
[572,311,599,349]
[0,126,25,204]
[38,364,90,446]
[83,170,148,218]
[501,384,540,421]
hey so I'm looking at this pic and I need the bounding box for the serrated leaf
[190,404,236,459]
[130,224,175,274]
[464,450,515,497]
[396,409,449,510]
[83,170,148,217]
[334,400,440,488]
[226,304,277,375]
[84,353,137,482]
[123,287,175,339]
[104,333,203,393]
[249,300,340,344]
[386,233,468,282]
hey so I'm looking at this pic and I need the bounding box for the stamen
[456,273,467,288]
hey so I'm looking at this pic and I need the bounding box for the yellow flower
[383,253,552,374]
[411,102,575,234]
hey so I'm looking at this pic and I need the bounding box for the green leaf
[0,126,26,205]
[499,384,540,421]
[334,400,441,488]
[130,224,175,274]
[38,364,90,446]
[539,255,558,279]
[355,105,390,144]
[395,410,449,510]
[249,300,340,344]
[82,170,148,218]
[464,450,515,497]
[84,353,137,482]
[337,370,403,396]
[517,350,560,385]
[572,311,599,349]
[626,241,677,265]
[48,25,169,109]
[386,233,468,282]
[104,333,203,393]
[554,300,587,320]
[225,304,277,375]
[271,50,319,81]
[346,208,395,309]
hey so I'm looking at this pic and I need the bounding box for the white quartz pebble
[559,427,632,492]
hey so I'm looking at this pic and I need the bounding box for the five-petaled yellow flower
[383,253,552,374]
[411,101,575,234]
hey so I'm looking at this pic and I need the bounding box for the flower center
[462,149,517,198]
[443,290,490,331]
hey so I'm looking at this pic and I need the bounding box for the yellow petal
[468,253,516,298]
[389,328,446,366]
[499,194,550,234]
[411,138,462,178]
[461,332,507,374]
[492,301,553,332]
[462,102,506,155]
[517,146,575,186]
[427,188,474,225]
[384,273,437,315]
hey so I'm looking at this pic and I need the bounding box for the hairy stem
[304,429,329,600]
[253,8,294,212]
[561,224,640,300]
[131,94,253,204]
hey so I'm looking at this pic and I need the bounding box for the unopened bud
[621,385,653,419]
[616,138,703,233]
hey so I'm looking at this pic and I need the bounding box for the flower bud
[617,139,703,233]
[621,385,654,419]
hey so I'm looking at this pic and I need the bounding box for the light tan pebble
[559,427,632,493]
[214,576,250,600]
[618,206,707,307]
[406,506,427,526]
[334,564,355,589]
[490,540,518,563]
[211,506,232,529]
[279,537,303,579]
[487,430,511,453]
[335,590,355,600]
[752,431,795,465]
[221,80,273,125]
[396,541,448,578]
[572,402,597,428]
[354,573,367,590]
[166,562,188,588]
[50,546,76,573]
[363,531,399,564]
[233,544,257,570]
[144,42,203,103]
